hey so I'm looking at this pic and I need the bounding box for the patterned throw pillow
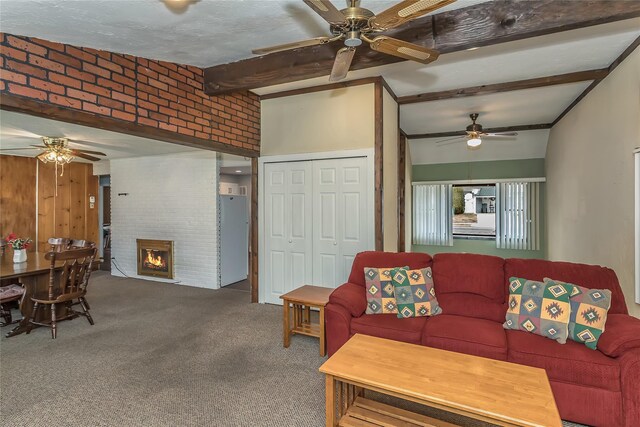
[504,277,572,344]
[544,278,612,350]
[364,267,407,314]
[390,267,442,319]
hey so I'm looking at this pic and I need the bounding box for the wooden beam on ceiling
[397,69,609,105]
[203,1,640,95]
[405,123,553,140]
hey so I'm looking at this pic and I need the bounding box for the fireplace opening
[137,239,174,279]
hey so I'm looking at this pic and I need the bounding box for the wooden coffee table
[320,334,562,427]
[280,285,333,356]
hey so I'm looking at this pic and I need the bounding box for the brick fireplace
[137,239,174,279]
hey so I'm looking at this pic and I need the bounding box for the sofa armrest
[598,314,640,357]
[619,348,640,426]
[329,282,366,318]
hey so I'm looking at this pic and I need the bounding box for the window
[453,185,496,238]
[413,179,543,250]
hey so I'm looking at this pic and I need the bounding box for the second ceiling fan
[252,0,455,81]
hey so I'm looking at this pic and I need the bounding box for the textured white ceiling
[0,110,201,161]
[400,81,592,134]
[0,0,487,67]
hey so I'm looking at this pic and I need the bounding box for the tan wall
[260,84,375,156]
[382,89,398,251]
[546,48,640,317]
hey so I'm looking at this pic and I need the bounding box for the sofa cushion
[432,253,506,322]
[422,315,507,360]
[391,267,441,318]
[349,251,432,287]
[597,314,640,358]
[545,278,612,350]
[505,258,627,315]
[350,314,427,344]
[506,330,621,391]
[503,277,572,344]
[364,266,407,315]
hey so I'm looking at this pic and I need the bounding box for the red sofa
[325,251,640,427]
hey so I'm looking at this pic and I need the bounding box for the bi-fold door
[263,157,371,305]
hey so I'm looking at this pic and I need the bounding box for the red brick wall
[0,33,260,153]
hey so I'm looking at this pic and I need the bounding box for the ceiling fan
[252,0,455,81]
[0,136,107,164]
[435,114,519,149]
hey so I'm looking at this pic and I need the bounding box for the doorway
[219,164,251,289]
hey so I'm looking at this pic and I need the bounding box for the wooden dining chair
[27,247,97,339]
[0,284,24,326]
[48,237,71,252]
[70,239,95,249]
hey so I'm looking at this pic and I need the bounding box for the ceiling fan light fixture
[467,137,482,148]
[344,31,362,47]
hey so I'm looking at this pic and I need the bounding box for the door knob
[333,242,337,246]
[289,239,292,243]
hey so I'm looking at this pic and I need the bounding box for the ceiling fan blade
[303,0,347,25]
[329,47,356,82]
[252,37,334,55]
[31,145,49,148]
[368,36,438,65]
[0,147,40,151]
[481,132,519,138]
[369,0,456,31]
[69,151,101,162]
[71,148,107,156]
[435,136,465,145]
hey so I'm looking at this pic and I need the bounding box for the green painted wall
[413,158,545,182]
[411,158,547,260]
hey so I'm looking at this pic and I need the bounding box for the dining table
[0,252,67,337]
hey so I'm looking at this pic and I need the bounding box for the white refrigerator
[220,195,249,286]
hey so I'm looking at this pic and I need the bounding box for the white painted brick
[110,154,219,289]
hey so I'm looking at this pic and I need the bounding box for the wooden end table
[280,285,333,356]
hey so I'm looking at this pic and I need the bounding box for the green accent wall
[413,159,545,182]
[411,158,547,260]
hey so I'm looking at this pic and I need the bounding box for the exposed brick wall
[0,33,260,153]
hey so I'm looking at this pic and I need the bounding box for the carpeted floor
[1,272,585,427]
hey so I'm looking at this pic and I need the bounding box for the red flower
[6,232,17,242]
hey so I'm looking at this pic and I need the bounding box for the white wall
[382,89,399,251]
[546,48,640,317]
[260,84,375,156]
[110,153,219,289]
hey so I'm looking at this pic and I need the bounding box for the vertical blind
[496,182,541,250]
[413,184,453,246]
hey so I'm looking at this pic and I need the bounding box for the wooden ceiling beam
[203,1,640,95]
[405,123,553,140]
[397,69,609,104]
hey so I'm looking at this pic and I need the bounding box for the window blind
[496,181,541,250]
[413,184,453,246]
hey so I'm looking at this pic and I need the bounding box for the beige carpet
[1,272,585,427]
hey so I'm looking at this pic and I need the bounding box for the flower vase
[13,248,27,263]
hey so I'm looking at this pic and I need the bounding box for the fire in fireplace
[137,239,174,279]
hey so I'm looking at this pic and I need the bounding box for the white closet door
[263,162,313,304]
[313,157,369,288]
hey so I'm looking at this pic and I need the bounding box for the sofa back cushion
[348,251,432,287]
[432,253,506,322]
[504,258,628,315]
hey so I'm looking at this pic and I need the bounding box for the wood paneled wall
[0,155,37,251]
[37,161,99,251]
[0,155,99,251]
